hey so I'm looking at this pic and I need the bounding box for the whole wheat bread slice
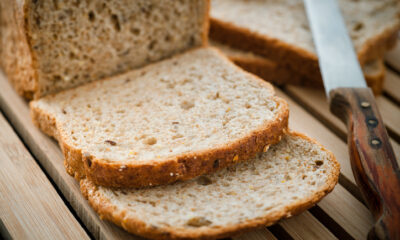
[210,0,399,83]
[81,132,340,240]
[211,40,386,94]
[0,0,209,99]
[30,47,289,188]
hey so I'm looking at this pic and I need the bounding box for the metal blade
[304,0,367,97]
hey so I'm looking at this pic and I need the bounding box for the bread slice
[210,0,399,83]
[80,132,340,240]
[30,47,289,188]
[211,40,386,95]
[0,0,209,99]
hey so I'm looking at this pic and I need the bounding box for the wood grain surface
[0,36,398,239]
[0,113,89,240]
[0,72,338,240]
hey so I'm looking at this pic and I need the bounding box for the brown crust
[79,131,340,240]
[0,0,37,99]
[209,15,400,85]
[228,54,385,95]
[228,54,320,88]
[364,59,385,95]
[30,47,290,188]
[3,0,210,100]
[201,0,210,48]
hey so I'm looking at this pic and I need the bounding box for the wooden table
[0,41,399,240]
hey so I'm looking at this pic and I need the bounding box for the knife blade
[304,0,400,239]
[304,0,366,97]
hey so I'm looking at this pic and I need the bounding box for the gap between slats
[0,72,365,240]
[383,68,400,105]
[0,74,336,240]
[385,38,400,74]
[0,72,139,240]
[283,86,400,151]
[0,112,89,240]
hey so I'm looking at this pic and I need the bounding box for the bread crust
[79,132,340,240]
[209,15,400,85]
[30,47,290,188]
[228,54,385,95]
[0,0,37,99]
[3,0,210,100]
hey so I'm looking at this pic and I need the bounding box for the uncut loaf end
[1,0,209,99]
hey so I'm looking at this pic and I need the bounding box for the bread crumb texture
[211,0,399,54]
[81,133,339,239]
[32,47,284,165]
[24,0,207,97]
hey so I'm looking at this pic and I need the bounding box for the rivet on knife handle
[330,87,400,240]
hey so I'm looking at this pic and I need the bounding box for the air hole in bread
[315,160,324,166]
[111,14,121,31]
[196,176,212,186]
[186,217,212,227]
[88,11,95,22]
[105,140,117,146]
[112,190,119,197]
[130,27,141,36]
[165,34,172,42]
[353,22,364,31]
[86,158,92,168]
[148,40,157,50]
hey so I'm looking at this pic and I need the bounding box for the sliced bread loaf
[0,0,209,99]
[210,0,399,83]
[212,40,386,94]
[30,47,289,188]
[81,132,340,240]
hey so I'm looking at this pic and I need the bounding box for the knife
[303,0,400,239]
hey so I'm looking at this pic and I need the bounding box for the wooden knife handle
[329,87,400,240]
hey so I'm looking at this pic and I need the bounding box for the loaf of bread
[30,47,289,188]
[81,132,340,240]
[211,40,386,94]
[210,0,399,84]
[0,0,209,99]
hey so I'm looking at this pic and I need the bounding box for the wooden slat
[0,74,331,240]
[275,89,355,183]
[275,88,374,239]
[233,229,277,240]
[0,113,89,240]
[318,184,373,239]
[383,69,400,103]
[280,212,337,240]
[283,86,400,158]
[279,213,335,240]
[0,72,140,240]
[376,97,400,141]
[385,39,400,72]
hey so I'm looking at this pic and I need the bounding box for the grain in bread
[210,0,399,83]
[81,132,340,240]
[212,40,386,94]
[1,0,209,99]
[30,47,289,188]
